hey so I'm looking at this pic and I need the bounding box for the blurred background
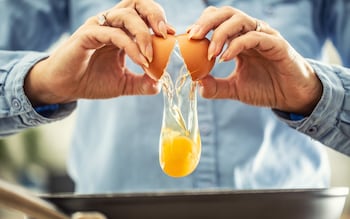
[0,40,349,218]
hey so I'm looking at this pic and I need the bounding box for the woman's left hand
[187,6,322,115]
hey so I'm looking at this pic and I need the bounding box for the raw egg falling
[146,34,215,177]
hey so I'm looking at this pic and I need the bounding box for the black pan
[42,187,349,219]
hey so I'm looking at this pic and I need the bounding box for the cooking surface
[43,188,349,219]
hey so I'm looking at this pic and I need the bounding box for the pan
[42,187,349,219]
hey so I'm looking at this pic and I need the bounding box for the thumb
[136,73,161,95]
[199,75,236,99]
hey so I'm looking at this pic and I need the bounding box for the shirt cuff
[274,59,345,145]
[3,51,76,126]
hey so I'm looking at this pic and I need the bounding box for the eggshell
[177,34,215,80]
[146,35,176,80]
[146,34,215,81]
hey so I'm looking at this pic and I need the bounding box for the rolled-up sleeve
[276,60,350,156]
[0,1,76,136]
[0,51,76,136]
[275,0,350,156]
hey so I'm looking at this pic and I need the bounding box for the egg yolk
[160,129,201,178]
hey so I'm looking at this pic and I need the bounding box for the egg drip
[159,41,201,178]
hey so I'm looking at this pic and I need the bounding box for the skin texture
[24,0,175,106]
[187,6,322,116]
[24,2,322,116]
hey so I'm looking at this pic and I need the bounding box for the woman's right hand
[24,0,175,106]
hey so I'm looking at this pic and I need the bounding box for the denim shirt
[1,0,349,194]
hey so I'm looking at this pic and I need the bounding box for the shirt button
[307,126,318,135]
[12,98,22,110]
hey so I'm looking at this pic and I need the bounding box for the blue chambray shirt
[1,0,350,194]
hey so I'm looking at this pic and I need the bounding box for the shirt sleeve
[0,51,76,137]
[275,59,350,156]
[277,0,350,155]
[0,1,76,136]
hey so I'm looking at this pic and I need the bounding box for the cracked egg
[146,34,215,81]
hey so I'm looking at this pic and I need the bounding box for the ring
[97,12,110,26]
[255,19,262,32]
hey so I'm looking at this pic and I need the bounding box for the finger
[199,75,236,99]
[189,6,256,38]
[186,6,257,60]
[208,14,257,59]
[99,8,153,62]
[116,0,171,38]
[220,31,285,61]
[122,70,161,96]
[188,6,234,60]
[187,6,234,39]
[135,1,170,38]
[166,23,177,35]
[78,25,149,68]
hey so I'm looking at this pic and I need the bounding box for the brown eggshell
[177,34,215,80]
[146,35,176,80]
[146,34,215,81]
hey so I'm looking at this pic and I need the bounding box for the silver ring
[255,19,262,32]
[97,12,110,26]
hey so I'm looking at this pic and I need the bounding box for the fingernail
[208,41,217,61]
[153,81,161,90]
[185,24,194,33]
[188,25,201,39]
[219,55,226,63]
[145,43,153,63]
[219,54,229,63]
[140,43,152,63]
[140,53,149,68]
[158,21,167,38]
[167,24,176,34]
[219,50,230,63]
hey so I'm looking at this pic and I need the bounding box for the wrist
[285,60,323,116]
[298,62,323,116]
[24,59,72,107]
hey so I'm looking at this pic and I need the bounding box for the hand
[187,6,322,116]
[24,0,175,106]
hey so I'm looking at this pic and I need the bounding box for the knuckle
[249,31,261,38]
[122,7,137,16]
[118,0,134,7]
[204,6,217,13]
[85,16,97,26]
[273,29,282,36]
[220,6,234,14]
[135,31,151,42]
